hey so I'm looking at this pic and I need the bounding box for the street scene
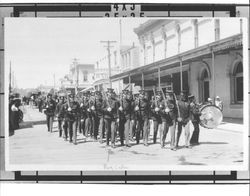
[9,104,244,167]
[6,18,246,169]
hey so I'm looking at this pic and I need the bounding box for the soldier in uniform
[103,88,119,148]
[89,91,97,140]
[128,91,136,142]
[84,92,93,139]
[175,90,191,148]
[64,93,80,144]
[55,94,65,137]
[93,91,105,143]
[44,93,56,133]
[150,91,162,144]
[134,90,150,146]
[159,90,178,149]
[189,95,201,145]
[79,92,87,138]
[119,89,133,147]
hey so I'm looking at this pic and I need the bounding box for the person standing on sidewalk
[44,93,56,133]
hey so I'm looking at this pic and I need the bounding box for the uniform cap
[188,94,195,99]
[139,90,145,95]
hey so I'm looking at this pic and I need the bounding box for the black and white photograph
[5,17,248,170]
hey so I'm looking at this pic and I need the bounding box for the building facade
[111,19,243,119]
[60,63,95,92]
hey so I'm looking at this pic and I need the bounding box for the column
[180,58,183,92]
[175,23,181,54]
[158,67,161,90]
[192,19,198,48]
[161,25,167,59]
[142,72,144,89]
[214,19,220,41]
[211,49,215,100]
[150,32,155,62]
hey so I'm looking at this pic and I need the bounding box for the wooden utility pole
[100,41,117,88]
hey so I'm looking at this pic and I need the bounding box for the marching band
[10,88,223,150]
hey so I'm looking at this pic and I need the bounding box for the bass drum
[199,104,223,129]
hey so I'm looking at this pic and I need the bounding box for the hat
[165,90,173,95]
[47,93,52,98]
[68,93,75,98]
[122,89,129,94]
[107,88,114,93]
[180,90,188,94]
[188,94,195,99]
[156,91,162,96]
[216,96,220,99]
[95,91,102,96]
[207,97,212,101]
[139,90,145,95]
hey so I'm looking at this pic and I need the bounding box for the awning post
[142,72,144,90]
[180,58,183,91]
[158,66,161,90]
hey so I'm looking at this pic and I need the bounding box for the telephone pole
[100,40,117,88]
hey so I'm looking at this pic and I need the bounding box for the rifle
[152,87,159,112]
[173,93,181,121]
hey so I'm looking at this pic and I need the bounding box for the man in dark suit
[175,90,191,148]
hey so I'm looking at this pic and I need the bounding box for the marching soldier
[55,94,65,137]
[119,89,133,147]
[79,92,87,138]
[64,93,80,144]
[89,91,97,140]
[159,90,178,149]
[128,91,136,142]
[103,88,119,148]
[84,92,93,139]
[134,90,150,146]
[44,93,56,133]
[150,91,162,144]
[92,91,105,143]
[189,95,201,145]
[175,90,191,148]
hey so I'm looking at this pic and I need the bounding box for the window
[83,71,88,82]
[200,69,210,102]
[233,62,243,103]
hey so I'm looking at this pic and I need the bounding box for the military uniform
[64,94,80,144]
[118,90,133,147]
[103,88,119,148]
[44,94,56,133]
[159,91,177,149]
[189,95,201,145]
[55,96,65,137]
[175,91,191,148]
[134,90,150,146]
[84,94,93,138]
[150,91,162,144]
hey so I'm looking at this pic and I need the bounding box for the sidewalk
[216,117,244,133]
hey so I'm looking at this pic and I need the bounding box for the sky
[5,18,148,89]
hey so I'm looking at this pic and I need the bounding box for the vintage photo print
[4,17,249,171]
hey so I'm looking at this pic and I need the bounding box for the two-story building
[110,19,243,119]
[60,63,95,93]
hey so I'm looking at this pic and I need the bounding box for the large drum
[199,104,223,129]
